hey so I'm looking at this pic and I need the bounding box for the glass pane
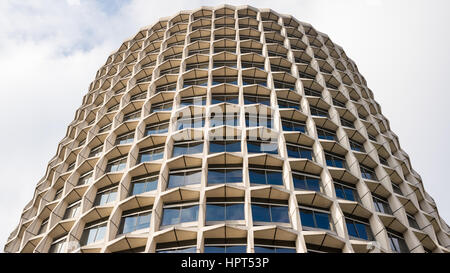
[249,169,266,184]
[185,171,201,185]
[173,144,189,157]
[96,225,107,242]
[136,213,151,230]
[335,186,345,199]
[252,204,270,222]
[254,246,275,253]
[226,203,245,220]
[208,169,226,184]
[122,216,137,234]
[206,204,225,221]
[226,245,247,253]
[293,176,306,190]
[267,172,283,186]
[180,205,199,223]
[226,169,242,183]
[271,206,289,223]
[189,143,204,154]
[162,208,180,226]
[307,178,320,192]
[355,222,369,240]
[210,142,225,153]
[346,221,358,238]
[300,210,315,228]
[315,212,331,230]
[344,188,356,201]
[204,246,225,253]
[168,173,184,188]
[276,248,296,253]
[131,182,146,195]
[226,141,241,152]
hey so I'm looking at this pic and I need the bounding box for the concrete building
[4,5,449,253]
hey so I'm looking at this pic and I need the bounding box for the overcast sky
[1,0,449,250]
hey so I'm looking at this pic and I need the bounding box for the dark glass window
[286,144,314,160]
[183,77,208,88]
[180,96,207,107]
[208,164,243,184]
[387,230,409,253]
[213,60,237,68]
[150,100,173,112]
[292,173,321,192]
[299,206,333,231]
[349,139,365,152]
[206,197,245,221]
[243,94,270,105]
[277,98,300,110]
[254,239,296,253]
[281,119,306,133]
[212,76,238,85]
[248,166,283,186]
[177,116,205,130]
[360,165,377,180]
[325,153,347,169]
[241,61,265,69]
[209,140,241,153]
[316,127,336,141]
[88,145,103,158]
[242,77,267,86]
[123,110,141,121]
[310,106,328,117]
[273,80,295,90]
[340,117,354,128]
[334,181,359,202]
[345,216,374,241]
[407,213,419,229]
[247,140,278,154]
[115,131,135,145]
[251,198,290,223]
[106,156,127,173]
[373,195,392,215]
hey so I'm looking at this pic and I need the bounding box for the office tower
[5,5,449,253]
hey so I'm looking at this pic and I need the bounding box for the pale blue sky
[1,0,449,249]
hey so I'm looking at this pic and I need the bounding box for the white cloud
[1,0,449,251]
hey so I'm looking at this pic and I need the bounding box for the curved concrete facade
[5,4,449,253]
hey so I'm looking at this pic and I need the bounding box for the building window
[249,165,283,186]
[241,61,265,69]
[88,145,103,158]
[299,206,334,231]
[373,195,392,215]
[54,187,64,200]
[123,109,141,121]
[286,143,314,160]
[67,162,75,172]
[145,121,169,135]
[207,164,243,184]
[407,213,420,229]
[379,155,389,166]
[277,98,301,110]
[273,80,295,90]
[63,200,81,219]
[334,181,359,202]
[345,216,374,241]
[80,219,107,246]
[349,139,365,152]
[247,139,278,154]
[306,243,342,253]
[98,123,112,133]
[251,198,290,224]
[211,93,239,104]
[240,47,262,54]
[325,152,347,169]
[93,184,118,206]
[183,77,208,88]
[138,145,165,163]
[204,238,247,253]
[392,182,403,195]
[115,131,135,145]
[360,164,377,181]
[180,96,207,107]
[206,197,245,222]
[387,230,409,253]
[245,114,273,128]
[254,239,296,253]
[210,112,240,127]
[161,201,199,226]
[156,240,197,253]
[209,139,241,153]
[129,173,159,196]
[292,172,321,192]
[281,119,306,133]
[332,98,346,108]
[213,60,237,68]
[309,106,329,117]
[172,140,204,157]
[214,46,236,53]
[168,168,202,188]
[242,77,267,87]
[243,94,270,105]
[150,100,173,112]
[212,76,238,85]
[186,61,209,70]
[118,206,152,234]
[106,156,127,173]
[49,235,68,253]
[156,82,177,93]
[177,116,205,130]
[316,127,336,141]
[340,117,354,128]
[78,171,93,186]
[38,218,49,234]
